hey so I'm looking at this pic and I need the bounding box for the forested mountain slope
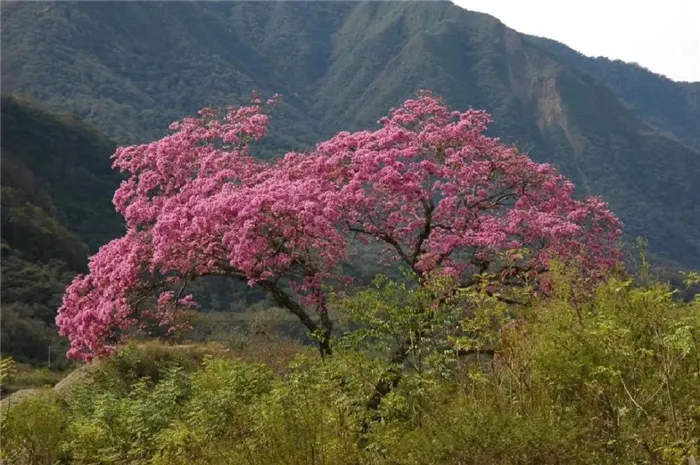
[526,34,700,151]
[2,1,699,269]
[1,95,122,365]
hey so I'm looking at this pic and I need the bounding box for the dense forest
[1,95,122,370]
[1,1,699,463]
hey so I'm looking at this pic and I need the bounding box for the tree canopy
[57,91,622,362]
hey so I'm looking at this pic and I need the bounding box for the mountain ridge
[524,34,700,150]
[1,1,699,270]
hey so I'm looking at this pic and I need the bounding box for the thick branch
[258,280,332,357]
[366,340,411,412]
[455,347,495,358]
[411,199,435,266]
[348,226,415,273]
[315,290,334,359]
[201,266,333,356]
[360,338,411,441]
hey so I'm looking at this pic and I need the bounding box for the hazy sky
[453,0,700,83]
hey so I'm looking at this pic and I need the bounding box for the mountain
[1,95,123,366]
[525,35,700,151]
[0,1,328,152]
[1,95,124,251]
[1,1,699,272]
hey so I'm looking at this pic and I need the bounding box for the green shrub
[2,272,698,464]
[0,390,69,465]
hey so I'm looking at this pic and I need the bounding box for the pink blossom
[57,91,622,361]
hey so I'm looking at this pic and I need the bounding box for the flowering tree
[57,91,622,362]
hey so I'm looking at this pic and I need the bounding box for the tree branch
[411,199,435,266]
[258,280,332,357]
[360,338,411,441]
[348,226,415,273]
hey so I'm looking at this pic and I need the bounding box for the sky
[452,0,700,83]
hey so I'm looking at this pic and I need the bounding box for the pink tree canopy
[57,91,622,362]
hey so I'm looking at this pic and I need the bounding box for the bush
[0,391,69,465]
[2,272,699,464]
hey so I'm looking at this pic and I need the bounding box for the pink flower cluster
[57,91,622,361]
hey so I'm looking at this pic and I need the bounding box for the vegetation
[55,93,621,363]
[527,34,700,151]
[5,93,689,463]
[2,268,699,464]
[1,4,699,461]
[0,96,123,369]
[0,96,270,370]
[0,95,123,251]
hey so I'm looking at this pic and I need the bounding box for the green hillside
[526,34,700,151]
[1,1,699,269]
[1,95,123,366]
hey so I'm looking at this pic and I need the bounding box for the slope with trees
[0,95,122,368]
[2,1,699,271]
[526,34,700,150]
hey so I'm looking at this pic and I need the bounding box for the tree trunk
[259,280,333,357]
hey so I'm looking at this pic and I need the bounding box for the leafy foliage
[0,357,17,384]
[2,270,699,464]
